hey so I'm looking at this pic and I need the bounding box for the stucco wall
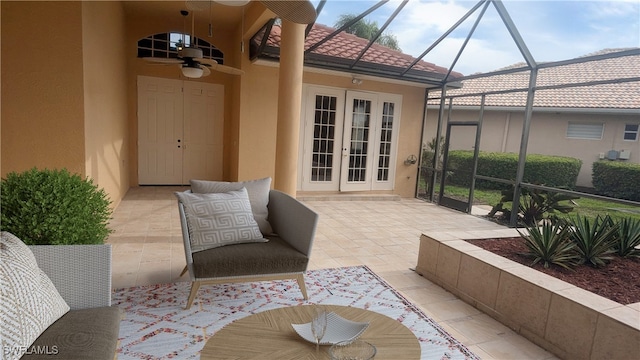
[82,1,129,208]
[1,1,85,176]
[1,2,131,209]
[425,109,640,188]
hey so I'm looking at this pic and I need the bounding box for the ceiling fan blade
[195,58,218,66]
[211,64,245,76]
[143,57,184,64]
[201,66,212,77]
[260,0,316,24]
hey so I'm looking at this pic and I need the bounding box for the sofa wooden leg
[179,265,188,277]
[185,282,201,310]
[296,274,308,300]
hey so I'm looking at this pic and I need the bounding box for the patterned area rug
[113,266,479,360]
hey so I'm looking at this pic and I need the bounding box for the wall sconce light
[351,77,363,85]
[404,154,417,165]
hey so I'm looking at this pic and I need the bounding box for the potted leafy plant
[1,168,114,307]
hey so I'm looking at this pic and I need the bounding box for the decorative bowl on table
[291,312,370,345]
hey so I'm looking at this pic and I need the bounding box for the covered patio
[107,186,557,359]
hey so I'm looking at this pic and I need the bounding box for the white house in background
[425,48,640,188]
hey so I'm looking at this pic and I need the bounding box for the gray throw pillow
[190,177,273,235]
[176,188,267,252]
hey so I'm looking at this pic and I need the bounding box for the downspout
[501,112,511,153]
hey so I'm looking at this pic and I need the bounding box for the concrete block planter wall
[416,233,640,360]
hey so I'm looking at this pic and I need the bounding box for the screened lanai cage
[419,48,639,226]
[290,0,639,226]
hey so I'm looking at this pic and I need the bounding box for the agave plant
[614,217,640,258]
[489,187,579,227]
[518,190,579,226]
[567,215,618,267]
[518,221,578,270]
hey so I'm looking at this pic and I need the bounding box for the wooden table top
[200,305,420,359]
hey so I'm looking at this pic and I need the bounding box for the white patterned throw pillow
[0,232,70,359]
[176,188,267,252]
[190,177,273,235]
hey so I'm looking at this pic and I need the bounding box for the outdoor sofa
[0,232,120,360]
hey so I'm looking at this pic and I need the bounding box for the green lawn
[440,185,640,222]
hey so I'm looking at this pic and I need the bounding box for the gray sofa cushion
[22,306,120,360]
[191,236,309,278]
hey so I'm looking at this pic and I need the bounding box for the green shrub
[567,215,618,267]
[614,217,640,258]
[447,151,582,190]
[1,168,113,245]
[518,221,578,269]
[592,161,640,201]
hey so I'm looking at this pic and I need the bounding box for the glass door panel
[311,95,337,182]
[341,92,377,191]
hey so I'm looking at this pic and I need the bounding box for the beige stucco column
[273,20,305,195]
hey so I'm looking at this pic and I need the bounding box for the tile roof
[262,23,463,82]
[432,48,640,110]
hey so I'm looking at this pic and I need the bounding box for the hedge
[592,161,640,201]
[446,151,582,190]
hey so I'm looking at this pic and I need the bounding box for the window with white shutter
[566,122,604,140]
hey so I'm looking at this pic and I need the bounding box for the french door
[299,86,401,192]
[137,76,224,185]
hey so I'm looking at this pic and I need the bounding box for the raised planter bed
[415,233,640,360]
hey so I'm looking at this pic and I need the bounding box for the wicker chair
[178,189,319,309]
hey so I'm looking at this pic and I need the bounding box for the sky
[310,0,640,75]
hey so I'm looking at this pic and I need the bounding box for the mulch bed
[466,237,640,305]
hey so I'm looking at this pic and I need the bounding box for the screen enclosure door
[438,122,480,213]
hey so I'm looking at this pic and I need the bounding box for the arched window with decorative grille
[137,32,224,64]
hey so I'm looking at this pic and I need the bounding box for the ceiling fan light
[181,66,204,78]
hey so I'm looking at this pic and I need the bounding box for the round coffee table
[200,305,421,359]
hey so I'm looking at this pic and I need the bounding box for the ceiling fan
[143,10,244,78]
[144,0,316,79]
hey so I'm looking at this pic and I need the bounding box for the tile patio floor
[107,186,559,360]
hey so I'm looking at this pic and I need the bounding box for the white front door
[182,81,224,182]
[299,86,402,192]
[138,76,224,185]
[138,77,184,185]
